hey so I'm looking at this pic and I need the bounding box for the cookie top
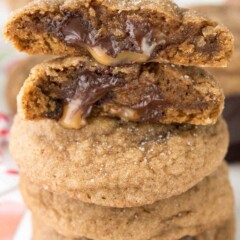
[31,216,236,240]
[4,0,233,67]
[18,56,224,129]
[22,163,234,240]
[10,116,228,207]
[6,55,49,113]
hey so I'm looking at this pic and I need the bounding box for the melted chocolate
[131,84,166,122]
[48,12,158,57]
[41,69,173,123]
[58,70,125,118]
[223,95,240,162]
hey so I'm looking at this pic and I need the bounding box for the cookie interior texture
[32,215,235,240]
[10,116,228,208]
[21,163,234,240]
[4,0,233,66]
[18,56,224,129]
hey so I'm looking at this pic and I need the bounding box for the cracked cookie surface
[10,116,228,207]
[4,0,233,66]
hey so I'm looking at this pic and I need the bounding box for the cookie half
[10,116,228,207]
[21,163,234,240]
[4,0,233,67]
[17,56,224,129]
[31,216,236,240]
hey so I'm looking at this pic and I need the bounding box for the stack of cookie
[4,0,235,239]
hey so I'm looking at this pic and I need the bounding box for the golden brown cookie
[5,56,49,113]
[21,163,234,240]
[18,56,224,129]
[31,216,236,240]
[10,116,229,208]
[4,0,233,67]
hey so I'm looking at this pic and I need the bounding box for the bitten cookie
[10,116,228,208]
[21,163,234,240]
[193,4,240,162]
[5,56,49,113]
[4,0,233,67]
[31,216,236,240]
[18,56,224,129]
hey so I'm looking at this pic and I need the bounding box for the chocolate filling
[223,95,240,162]
[43,70,125,120]
[44,9,217,61]
[40,69,175,124]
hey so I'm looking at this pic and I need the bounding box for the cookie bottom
[32,216,235,240]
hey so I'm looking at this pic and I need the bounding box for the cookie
[4,0,233,67]
[7,0,32,10]
[193,4,240,163]
[21,163,234,240]
[5,55,49,113]
[18,56,224,129]
[31,216,236,240]
[10,116,228,208]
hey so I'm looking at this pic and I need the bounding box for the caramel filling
[41,69,172,129]
[48,13,166,65]
[88,47,149,66]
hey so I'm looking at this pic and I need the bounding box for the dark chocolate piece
[223,95,240,162]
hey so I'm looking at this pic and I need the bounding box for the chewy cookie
[4,0,233,67]
[31,216,236,240]
[10,116,228,208]
[21,163,234,240]
[193,4,240,162]
[6,56,49,113]
[18,56,224,129]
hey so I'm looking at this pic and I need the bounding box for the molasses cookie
[10,116,228,207]
[18,56,224,129]
[31,216,236,240]
[4,0,233,67]
[21,163,234,240]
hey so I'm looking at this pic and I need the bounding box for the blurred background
[0,0,239,239]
